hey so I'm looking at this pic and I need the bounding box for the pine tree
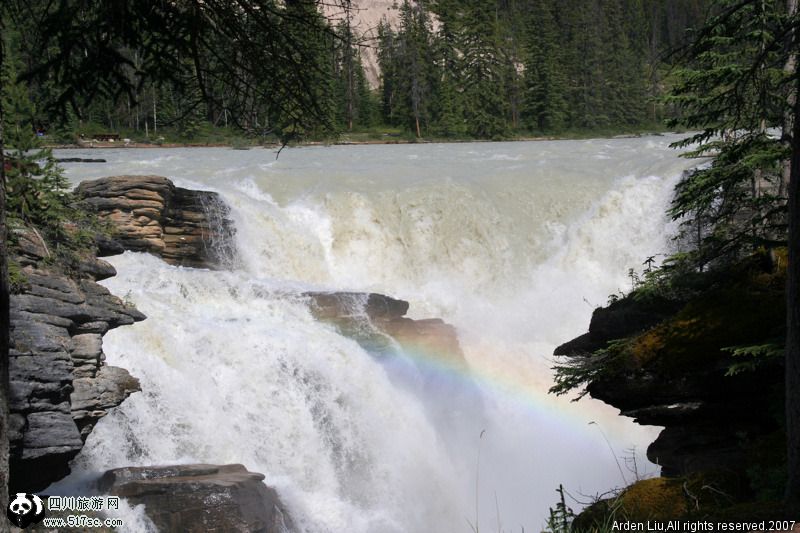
[522,0,568,132]
[560,0,608,128]
[394,0,437,137]
[436,0,511,138]
[430,2,467,136]
[377,19,400,126]
[602,0,647,126]
[668,0,786,267]
[2,32,70,229]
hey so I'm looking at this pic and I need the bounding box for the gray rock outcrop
[76,175,236,269]
[98,464,294,533]
[9,229,144,493]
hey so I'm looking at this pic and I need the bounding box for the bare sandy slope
[324,0,400,88]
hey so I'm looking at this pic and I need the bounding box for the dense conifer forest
[3,0,710,142]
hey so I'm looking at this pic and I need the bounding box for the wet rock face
[554,294,683,356]
[9,230,144,493]
[76,175,236,269]
[305,292,466,368]
[98,464,294,533]
[553,261,786,479]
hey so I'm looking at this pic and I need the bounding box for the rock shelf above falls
[76,175,237,269]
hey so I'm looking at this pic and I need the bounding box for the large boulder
[554,294,683,356]
[305,292,465,369]
[76,175,236,269]
[98,464,294,533]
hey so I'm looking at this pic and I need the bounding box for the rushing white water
[54,136,696,532]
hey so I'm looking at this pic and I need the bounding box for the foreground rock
[305,292,465,368]
[9,228,145,493]
[98,464,294,533]
[555,255,787,521]
[76,175,236,269]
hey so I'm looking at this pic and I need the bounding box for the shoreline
[45,132,675,150]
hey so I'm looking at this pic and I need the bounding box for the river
[55,136,696,532]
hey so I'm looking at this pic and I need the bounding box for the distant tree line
[2,0,711,142]
[375,0,710,138]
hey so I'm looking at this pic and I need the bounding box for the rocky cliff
[8,175,299,532]
[322,0,399,88]
[9,227,144,493]
[555,254,788,521]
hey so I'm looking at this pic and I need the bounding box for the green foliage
[523,0,568,132]
[332,18,377,132]
[666,0,790,271]
[544,485,575,533]
[724,341,784,376]
[550,339,632,400]
[5,150,71,228]
[3,38,112,272]
[8,258,28,293]
[3,47,73,229]
[3,0,713,142]
[3,0,348,143]
[376,1,440,137]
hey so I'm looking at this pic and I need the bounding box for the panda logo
[6,493,45,528]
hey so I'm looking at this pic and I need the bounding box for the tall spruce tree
[334,18,359,131]
[377,19,400,126]
[561,0,608,128]
[436,0,511,138]
[395,0,437,137]
[523,0,568,132]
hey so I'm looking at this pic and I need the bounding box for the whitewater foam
[55,136,696,532]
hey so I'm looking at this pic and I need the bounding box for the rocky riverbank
[9,227,144,493]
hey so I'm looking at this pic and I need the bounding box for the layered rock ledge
[9,228,145,493]
[98,464,293,533]
[76,175,236,269]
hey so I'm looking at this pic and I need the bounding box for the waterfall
[56,136,697,532]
